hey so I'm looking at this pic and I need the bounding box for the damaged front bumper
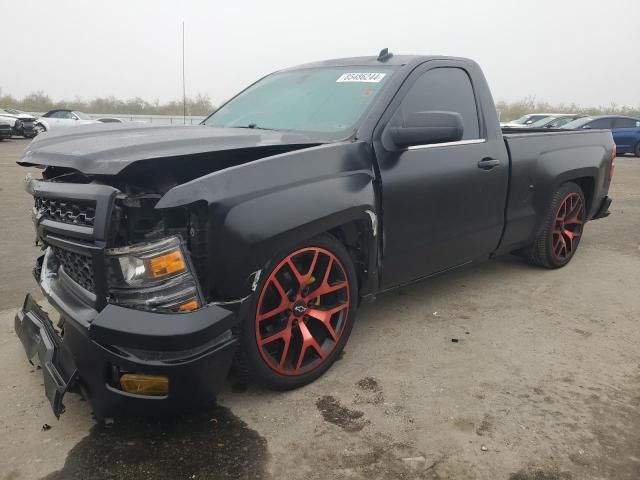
[15,295,79,417]
[16,176,246,419]
[15,289,238,419]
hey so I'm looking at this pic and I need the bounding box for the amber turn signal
[146,250,186,279]
[119,374,169,396]
[176,298,199,312]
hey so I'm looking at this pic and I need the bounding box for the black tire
[634,142,640,158]
[524,182,586,269]
[237,233,358,390]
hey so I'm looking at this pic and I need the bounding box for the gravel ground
[1,137,639,480]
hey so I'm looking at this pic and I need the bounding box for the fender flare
[209,173,377,298]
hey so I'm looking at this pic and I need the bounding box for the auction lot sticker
[336,72,386,83]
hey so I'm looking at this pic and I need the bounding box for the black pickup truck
[15,52,615,419]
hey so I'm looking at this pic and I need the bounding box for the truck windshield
[204,67,397,133]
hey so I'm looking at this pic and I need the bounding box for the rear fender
[536,145,608,220]
[498,137,613,255]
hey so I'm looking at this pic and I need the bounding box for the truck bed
[497,128,614,255]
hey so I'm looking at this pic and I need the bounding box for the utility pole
[182,21,186,124]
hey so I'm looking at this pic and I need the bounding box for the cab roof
[281,54,470,71]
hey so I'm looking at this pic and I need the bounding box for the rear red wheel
[551,192,585,262]
[524,182,586,268]
[239,235,357,389]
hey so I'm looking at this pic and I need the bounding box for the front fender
[156,141,378,298]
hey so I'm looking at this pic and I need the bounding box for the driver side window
[399,67,481,140]
[587,118,613,129]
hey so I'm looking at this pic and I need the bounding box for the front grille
[35,197,96,227]
[52,246,95,292]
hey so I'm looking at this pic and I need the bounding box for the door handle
[477,158,500,170]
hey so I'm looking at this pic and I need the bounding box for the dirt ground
[0,137,639,480]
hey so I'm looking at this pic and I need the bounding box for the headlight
[106,236,202,313]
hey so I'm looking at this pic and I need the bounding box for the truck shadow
[41,404,269,480]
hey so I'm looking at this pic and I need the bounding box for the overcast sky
[2,0,639,107]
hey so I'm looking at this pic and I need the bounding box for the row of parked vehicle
[0,108,130,141]
[3,107,639,157]
[501,113,640,157]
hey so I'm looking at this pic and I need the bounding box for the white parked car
[500,113,563,129]
[0,108,38,138]
[36,109,99,133]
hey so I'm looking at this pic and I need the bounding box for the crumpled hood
[15,113,37,121]
[0,113,36,121]
[17,123,325,175]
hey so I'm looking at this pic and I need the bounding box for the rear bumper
[592,195,612,220]
[15,291,238,419]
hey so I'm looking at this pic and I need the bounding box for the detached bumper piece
[15,295,78,418]
[592,196,612,220]
[15,293,239,419]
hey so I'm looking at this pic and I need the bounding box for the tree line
[1,89,639,120]
[0,90,216,116]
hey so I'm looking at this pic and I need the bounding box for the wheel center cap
[293,301,308,316]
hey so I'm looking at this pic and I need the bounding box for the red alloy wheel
[255,247,351,376]
[552,192,585,261]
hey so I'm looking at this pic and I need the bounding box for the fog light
[119,374,169,396]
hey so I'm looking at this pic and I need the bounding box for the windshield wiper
[232,123,279,131]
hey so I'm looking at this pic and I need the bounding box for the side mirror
[582,125,592,129]
[390,111,464,148]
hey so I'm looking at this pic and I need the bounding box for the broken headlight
[106,236,202,313]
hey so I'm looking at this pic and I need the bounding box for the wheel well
[570,177,595,214]
[328,220,371,292]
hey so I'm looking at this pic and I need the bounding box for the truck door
[374,62,509,288]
